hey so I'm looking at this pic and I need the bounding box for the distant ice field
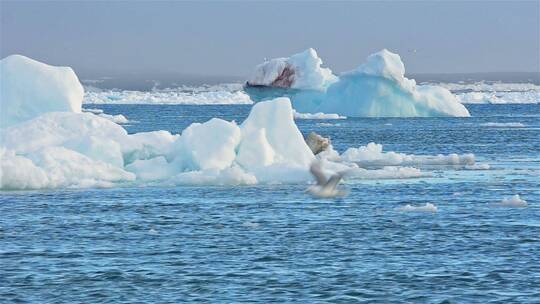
[82,81,540,105]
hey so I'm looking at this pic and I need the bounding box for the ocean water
[1,104,539,303]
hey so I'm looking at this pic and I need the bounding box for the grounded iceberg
[0,55,84,127]
[246,48,338,91]
[247,49,470,117]
[1,55,482,190]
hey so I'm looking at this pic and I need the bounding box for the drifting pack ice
[246,49,470,117]
[0,55,481,190]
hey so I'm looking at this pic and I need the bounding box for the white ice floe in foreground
[397,203,438,213]
[1,55,482,190]
[0,97,314,189]
[247,48,338,91]
[494,195,528,208]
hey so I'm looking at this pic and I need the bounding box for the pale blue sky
[1,1,539,78]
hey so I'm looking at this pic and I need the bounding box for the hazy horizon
[1,1,539,81]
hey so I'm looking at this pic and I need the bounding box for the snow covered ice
[246,48,337,90]
[0,55,84,127]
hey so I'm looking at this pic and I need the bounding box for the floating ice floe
[247,49,470,117]
[347,166,428,179]
[340,142,476,168]
[396,203,438,213]
[494,195,528,208]
[293,110,346,120]
[246,48,338,90]
[481,122,525,128]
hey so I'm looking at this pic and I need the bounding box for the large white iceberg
[236,98,315,183]
[247,49,470,117]
[0,55,84,127]
[246,48,337,90]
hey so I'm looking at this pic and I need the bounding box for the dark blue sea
[1,104,539,303]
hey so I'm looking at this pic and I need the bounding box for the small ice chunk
[97,113,129,124]
[465,163,490,170]
[397,203,438,213]
[82,108,104,114]
[293,110,346,120]
[348,166,428,180]
[481,122,525,128]
[496,195,528,208]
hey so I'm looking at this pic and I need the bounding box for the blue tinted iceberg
[0,55,84,127]
[299,49,470,117]
[247,49,470,117]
